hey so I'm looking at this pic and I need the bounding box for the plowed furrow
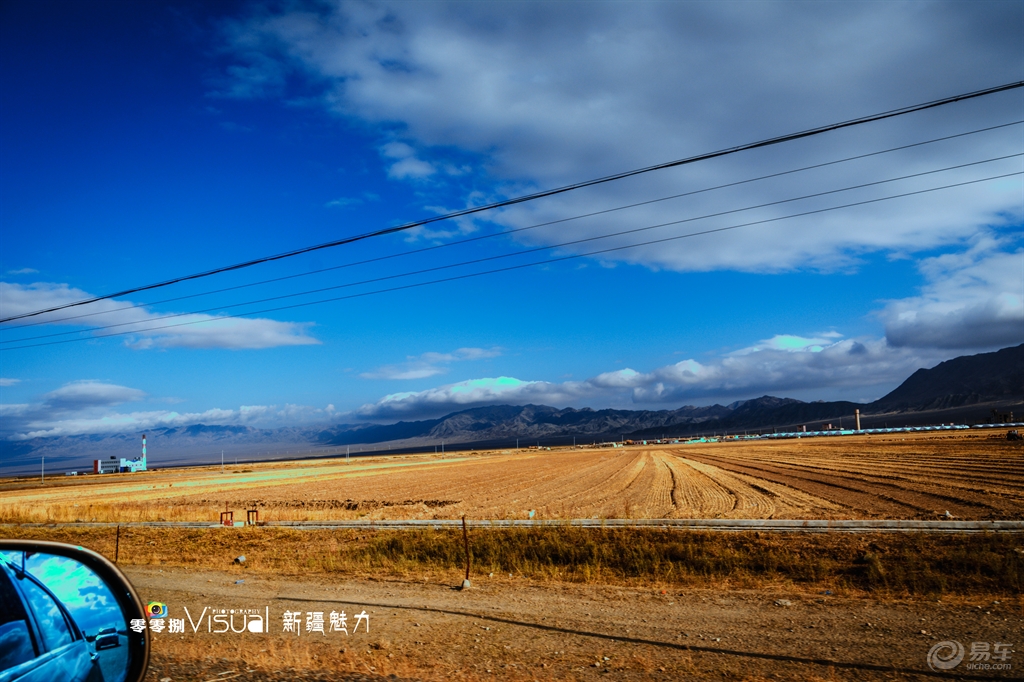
[677,451,930,518]
[688,464,846,519]
[689,453,1000,515]
[659,456,735,518]
[673,457,776,518]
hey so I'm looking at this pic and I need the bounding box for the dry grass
[5,525,1021,597]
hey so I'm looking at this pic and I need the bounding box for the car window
[0,568,36,670]
[0,621,36,673]
[17,577,73,651]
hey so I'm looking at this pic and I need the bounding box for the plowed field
[2,431,1021,522]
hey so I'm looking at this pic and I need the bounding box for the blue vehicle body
[0,559,102,682]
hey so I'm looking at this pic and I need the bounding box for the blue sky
[1,0,1022,440]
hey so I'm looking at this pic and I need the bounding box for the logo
[927,641,965,671]
[147,602,168,618]
[183,607,268,634]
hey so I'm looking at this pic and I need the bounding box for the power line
[8,119,1021,331]
[4,153,1018,345]
[3,80,1021,325]
[3,171,1018,351]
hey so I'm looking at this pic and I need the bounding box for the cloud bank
[218,1,1023,269]
[214,1,1023,355]
[0,282,320,350]
[0,379,339,440]
[352,227,1021,420]
[41,381,146,411]
[879,233,1024,349]
[354,333,966,420]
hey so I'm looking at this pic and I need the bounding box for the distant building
[94,456,120,474]
[93,434,148,474]
[118,454,147,473]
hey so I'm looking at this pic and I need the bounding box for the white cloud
[209,3,1024,361]
[122,318,318,350]
[401,197,490,242]
[357,376,584,419]
[588,368,644,389]
[388,156,437,180]
[380,141,416,159]
[1,384,342,439]
[380,140,436,179]
[0,378,21,387]
[361,346,502,380]
[879,233,1024,349]
[5,268,38,275]
[622,339,938,404]
[0,282,320,350]
[597,337,946,404]
[729,334,843,356]
[0,380,148,438]
[42,381,146,411]
[0,380,148,432]
[12,408,221,440]
[218,1,1023,274]
[0,403,29,418]
[355,334,965,419]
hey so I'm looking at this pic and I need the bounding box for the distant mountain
[316,403,733,446]
[296,343,1024,443]
[871,343,1024,412]
[2,344,1021,475]
[628,396,865,438]
[0,425,317,475]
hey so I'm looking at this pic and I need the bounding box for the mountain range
[2,343,1021,475]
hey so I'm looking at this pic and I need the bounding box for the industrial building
[93,434,148,474]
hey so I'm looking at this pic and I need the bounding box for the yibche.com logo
[927,641,965,671]
[147,602,168,619]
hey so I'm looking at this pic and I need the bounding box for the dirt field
[3,430,1022,680]
[129,565,1021,681]
[1,431,1021,523]
[4,521,1021,680]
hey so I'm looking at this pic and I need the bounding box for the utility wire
[3,80,1021,325]
[9,119,1021,331]
[4,153,1018,345]
[3,170,1018,351]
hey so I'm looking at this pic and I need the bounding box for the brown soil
[131,565,1023,681]
[2,431,1019,523]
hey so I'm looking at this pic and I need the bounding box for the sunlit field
[5,430,1022,681]
[2,431,1021,524]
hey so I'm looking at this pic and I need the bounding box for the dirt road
[129,566,1022,681]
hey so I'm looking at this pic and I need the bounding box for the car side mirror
[0,540,149,682]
